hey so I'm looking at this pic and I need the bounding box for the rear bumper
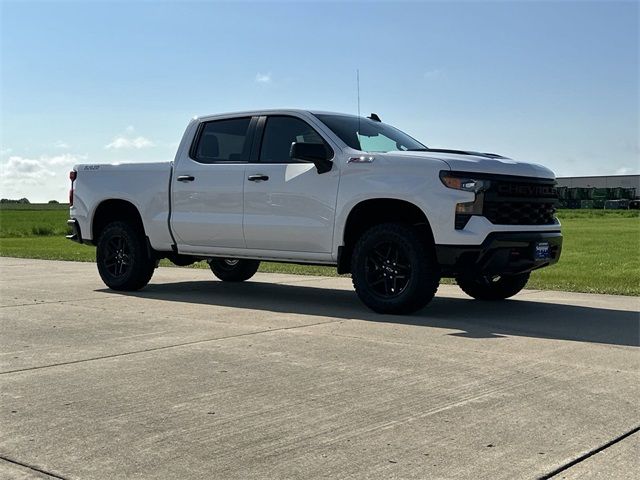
[436,231,562,277]
[66,219,83,243]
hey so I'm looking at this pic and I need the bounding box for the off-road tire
[96,221,155,291]
[456,272,530,300]
[351,223,440,314]
[209,259,260,282]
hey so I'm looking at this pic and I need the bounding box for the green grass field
[1,204,638,295]
[0,205,71,237]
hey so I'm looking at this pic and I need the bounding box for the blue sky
[1,0,638,202]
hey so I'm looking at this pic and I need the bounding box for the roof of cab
[194,109,358,122]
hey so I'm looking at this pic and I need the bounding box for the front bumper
[66,219,83,243]
[436,231,562,277]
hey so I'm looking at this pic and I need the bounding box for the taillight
[69,170,77,206]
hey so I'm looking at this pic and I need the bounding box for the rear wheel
[209,258,260,282]
[96,221,155,291]
[456,272,530,300]
[351,223,440,314]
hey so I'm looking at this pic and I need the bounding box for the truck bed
[70,162,175,251]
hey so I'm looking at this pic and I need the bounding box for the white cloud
[105,135,154,150]
[2,154,86,179]
[103,125,154,150]
[615,167,635,175]
[423,68,443,79]
[54,140,70,149]
[48,153,84,166]
[4,156,49,177]
[255,72,272,84]
[0,153,88,201]
[0,147,12,156]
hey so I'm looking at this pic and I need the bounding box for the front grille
[483,200,557,225]
[482,176,559,226]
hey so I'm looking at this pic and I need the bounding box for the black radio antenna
[357,69,361,136]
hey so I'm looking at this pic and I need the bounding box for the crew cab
[67,110,562,314]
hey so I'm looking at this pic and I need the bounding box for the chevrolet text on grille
[497,185,557,196]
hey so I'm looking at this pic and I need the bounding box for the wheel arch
[91,198,146,244]
[337,198,435,274]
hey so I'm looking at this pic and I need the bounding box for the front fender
[332,156,471,259]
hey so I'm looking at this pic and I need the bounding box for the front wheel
[209,258,260,282]
[351,223,440,314]
[456,272,530,300]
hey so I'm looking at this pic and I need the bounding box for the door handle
[248,174,269,182]
[177,175,195,182]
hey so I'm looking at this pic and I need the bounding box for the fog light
[454,195,484,230]
[456,201,476,214]
[455,214,472,230]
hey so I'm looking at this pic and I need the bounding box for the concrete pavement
[1,257,638,479]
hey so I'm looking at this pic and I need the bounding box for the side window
[192,117,252,163]
[259,116,330,163]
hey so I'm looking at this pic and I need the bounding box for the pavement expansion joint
[0,318,342,376]
[538,425,640,479]
[0,295,121,309]
[0,455,68,480]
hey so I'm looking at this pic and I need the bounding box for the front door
[171,116,254,250]
[243,115,339,253]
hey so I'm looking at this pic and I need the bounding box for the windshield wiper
[406,148,430,151]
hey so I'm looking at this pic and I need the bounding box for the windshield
[314,113,427,153]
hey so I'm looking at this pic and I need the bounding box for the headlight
[440,171,490,193]
[440,171,489,230]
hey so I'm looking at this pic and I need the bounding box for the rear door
[171,116,256,250]
[243,115,340,253]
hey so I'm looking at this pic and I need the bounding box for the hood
[392,149,556,179]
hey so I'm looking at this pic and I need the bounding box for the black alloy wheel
[102,234,132,278]
[209,258,260,282]
[456,272,530,300]
[96,221,156,291]
[365,241,412,298]
[351,223,440,314]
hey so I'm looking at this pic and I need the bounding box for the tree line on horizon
[1,198,60,204]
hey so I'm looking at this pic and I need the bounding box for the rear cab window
[191,117,253,163]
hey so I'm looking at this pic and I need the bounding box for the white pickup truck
[68,109,562,314]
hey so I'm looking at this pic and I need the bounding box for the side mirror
[290,142,333,174]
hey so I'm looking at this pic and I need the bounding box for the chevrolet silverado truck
[67,110,562,314]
